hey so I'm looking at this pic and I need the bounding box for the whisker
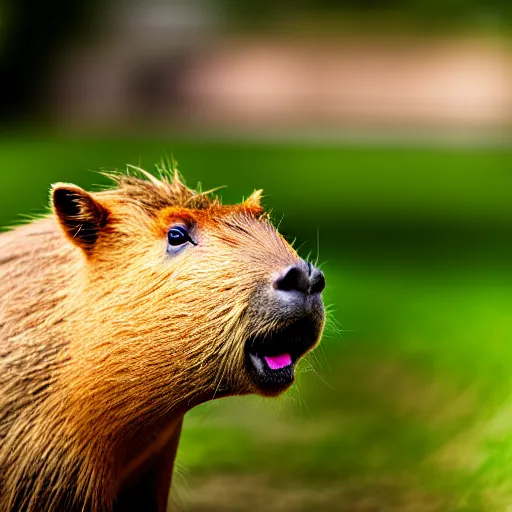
[315,227,320,267]
[303,357,335,391]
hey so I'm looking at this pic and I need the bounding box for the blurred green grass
[1,134,512,227]
[1,134,512,510]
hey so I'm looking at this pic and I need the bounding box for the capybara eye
[167,225,195,247]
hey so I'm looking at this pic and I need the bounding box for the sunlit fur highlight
[0,169,309,512]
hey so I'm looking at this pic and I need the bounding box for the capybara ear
[244,189,264,216]
[51,183,109,253]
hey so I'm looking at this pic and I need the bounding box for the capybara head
[52,170,325,405]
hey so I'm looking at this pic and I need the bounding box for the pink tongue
[264,353,292,370]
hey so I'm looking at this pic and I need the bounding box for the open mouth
[244,317,321,395]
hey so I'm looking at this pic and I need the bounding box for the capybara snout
[270,260,326,321]
[244,259,325,396]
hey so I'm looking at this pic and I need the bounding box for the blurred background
[1,1,512,510]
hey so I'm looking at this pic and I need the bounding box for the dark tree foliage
[0,0,102,121]
[221,0,512,29]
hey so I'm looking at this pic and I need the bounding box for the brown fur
[0,169,322,511]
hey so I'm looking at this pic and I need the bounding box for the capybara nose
[274,263,325,296]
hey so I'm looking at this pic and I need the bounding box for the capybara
[0,168,325,512]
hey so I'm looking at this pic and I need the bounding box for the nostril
[274,264,325,295]
[274,266,310,294]
[310,268,326,294]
